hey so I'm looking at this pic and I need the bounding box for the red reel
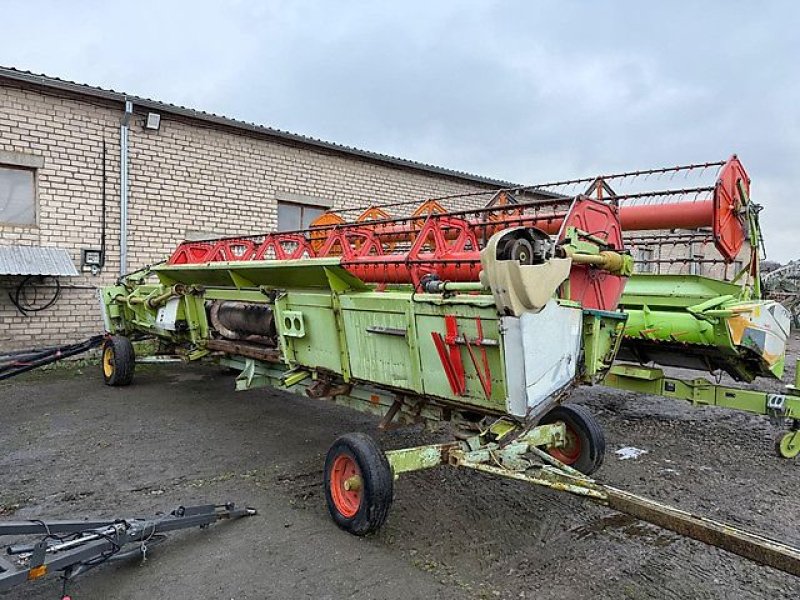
[558,197,626,312]
[714,155,749,262]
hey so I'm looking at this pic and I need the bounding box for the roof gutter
[0,67,515,188]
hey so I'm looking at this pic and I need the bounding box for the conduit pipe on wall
[119,99,133,276]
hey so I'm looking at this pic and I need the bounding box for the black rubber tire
[323,433,393,536]
[101,335,135,386]
[540,404,605,475]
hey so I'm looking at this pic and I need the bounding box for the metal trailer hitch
[0,502,257,597]
[384,429,800,577]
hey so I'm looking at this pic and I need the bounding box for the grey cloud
[2,0,799,260]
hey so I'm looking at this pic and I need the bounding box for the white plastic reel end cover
[502,300,583,418]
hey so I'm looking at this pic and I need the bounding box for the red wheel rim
[548,423,582,464]
[330,454,362,518]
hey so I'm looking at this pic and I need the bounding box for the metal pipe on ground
[0,335,105,381]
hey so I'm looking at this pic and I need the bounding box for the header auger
[98,154,800,578]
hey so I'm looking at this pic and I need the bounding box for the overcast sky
[2,1,799,261]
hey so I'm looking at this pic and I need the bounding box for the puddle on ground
[572,513,675,547]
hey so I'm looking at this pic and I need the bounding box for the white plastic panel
[501,316,526,416]
[502,300,583,418]
[156,298,181,331]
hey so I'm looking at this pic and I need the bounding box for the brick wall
[0,81,494,352]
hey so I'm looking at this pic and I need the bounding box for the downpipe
[119,99,133,276]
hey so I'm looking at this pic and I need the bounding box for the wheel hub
[102,347,114,377]
[330,454,362,518]
[549,424,582,464]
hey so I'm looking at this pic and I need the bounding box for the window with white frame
[277,201,325,231]
[0,165,36,225]
[276,193,329,231]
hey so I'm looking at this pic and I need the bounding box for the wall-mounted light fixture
[81,248,104,276]
[144,112,161,131]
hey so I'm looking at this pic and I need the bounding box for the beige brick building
[0,68,511,352]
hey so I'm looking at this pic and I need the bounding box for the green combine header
[97,156,800,577]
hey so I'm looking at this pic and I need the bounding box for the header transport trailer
[98,156,800,576]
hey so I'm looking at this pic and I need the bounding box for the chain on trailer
[0,503,256,597]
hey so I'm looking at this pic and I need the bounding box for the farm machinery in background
[595,160,798,458]
[95,155,800,577]
[763,260,800,327]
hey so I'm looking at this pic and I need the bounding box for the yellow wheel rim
[779,431,800,459]
[102,346,114,378]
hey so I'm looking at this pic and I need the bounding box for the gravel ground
[1,341,798,599]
